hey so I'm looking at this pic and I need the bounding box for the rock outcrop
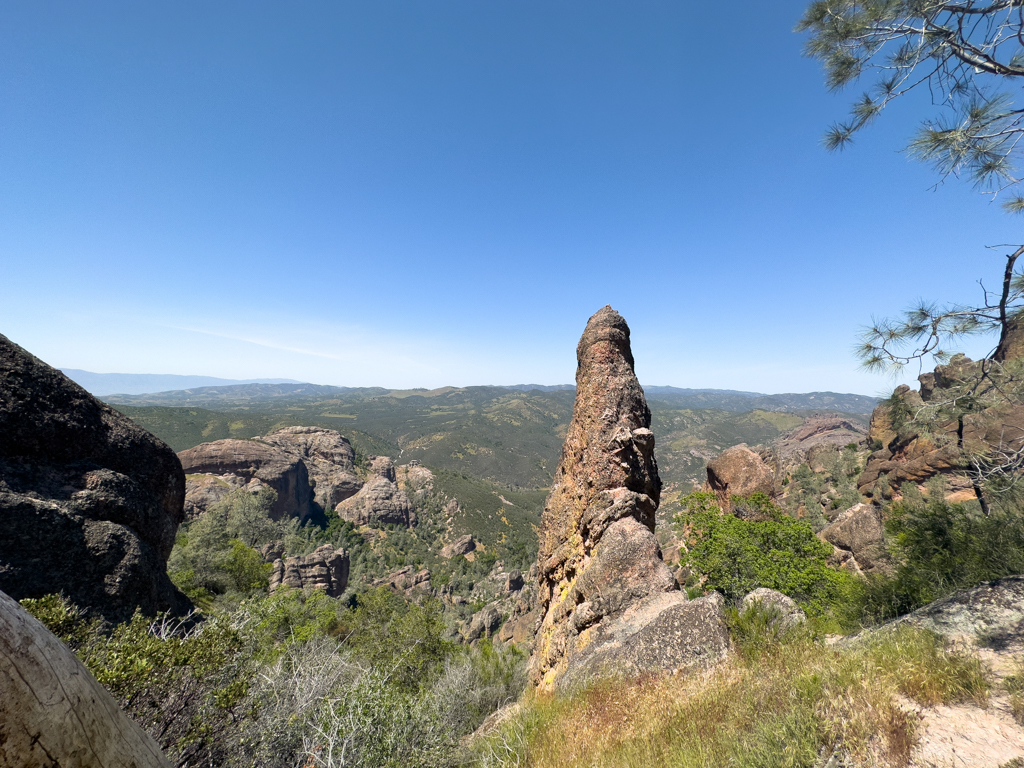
[464,605,502,642]
[373,565,432,595]
[0,333,189,624]
[893,575,1024,646]
[529,307,729,691]
[335,456,415,527]
[259,427,361,509]
[441,534,476,558]
[859,354,1024,501]
[774,415,867,460]
[268,544,349,597]
[178,438,314,521]
[819,502,888,575]
[740,588,806,630]
[0,589,172,768]
[704,444,775,512]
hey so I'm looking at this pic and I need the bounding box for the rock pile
[335,456,416,527]
[268,544,349,597]
[0,333,189,623]
[529,307,729,691]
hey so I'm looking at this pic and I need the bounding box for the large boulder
[259,426,361,509]
[529,307,728,691]
[704,444,775,512]
[0,589,171,768]
[893,575,1024,646]
[0,333,189,624]
[178,438,314,521]
[740,588,806,630]
[440,534,476,558]
[335,456,415,527]
[819,502,888,575]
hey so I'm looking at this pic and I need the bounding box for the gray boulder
[741,588,806,630]
[0,589,171,768]
[0,333,189,624]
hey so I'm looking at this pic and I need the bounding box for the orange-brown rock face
[178,438,314,521]
[529,307,728,690]
[704,444,775,513]
[858,354,1024,501]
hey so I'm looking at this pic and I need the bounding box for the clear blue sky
[1,1,1018,395]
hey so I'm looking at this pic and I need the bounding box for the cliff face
[178,427,361,521]
[529,307,728,690]
[0,333,190,623]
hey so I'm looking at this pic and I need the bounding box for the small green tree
[677,492,860,625]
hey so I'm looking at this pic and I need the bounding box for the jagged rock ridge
[529,307,728,690]
[269,544,349,597]
[0,333,190,624]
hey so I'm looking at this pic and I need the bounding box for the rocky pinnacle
[530,306,683,688]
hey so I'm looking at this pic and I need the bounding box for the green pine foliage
[862,491,1024,621]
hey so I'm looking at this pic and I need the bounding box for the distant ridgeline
[98,380,876,494]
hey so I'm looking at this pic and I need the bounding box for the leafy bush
[21,595,254,767]
[677,492,861,626]
[338,586,454,692]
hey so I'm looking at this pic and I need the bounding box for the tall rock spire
[529,307,728,691]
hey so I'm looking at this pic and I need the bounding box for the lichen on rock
[529,307,728,690]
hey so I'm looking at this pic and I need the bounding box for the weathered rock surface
[441,534,476,558]
[859,354,1024,501]
[894,575,1024,646]
[259,426,361,509]
[0,333,189,624]
[774,415,867,460]
[740,588,806,630]
[465,605,502,642]
[268,544,349,597]
[373,565,432,595]
[704,444,775,512]
[182,473,237,518]
[178,438,314,521]
[0,588,172,768]
[335,456,415,527]
[819,502,888,576]
[529,307,728,690]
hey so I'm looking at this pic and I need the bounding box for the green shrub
[21,594,254,767]
[338,587,454,692]
[862,495,1024,621]
[677,492,862,627]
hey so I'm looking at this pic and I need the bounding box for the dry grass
[471,625,988,768]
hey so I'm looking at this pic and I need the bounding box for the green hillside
[112,389,867,495]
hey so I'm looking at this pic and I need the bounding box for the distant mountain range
[85,373,880,416]
[60,370,303,396]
